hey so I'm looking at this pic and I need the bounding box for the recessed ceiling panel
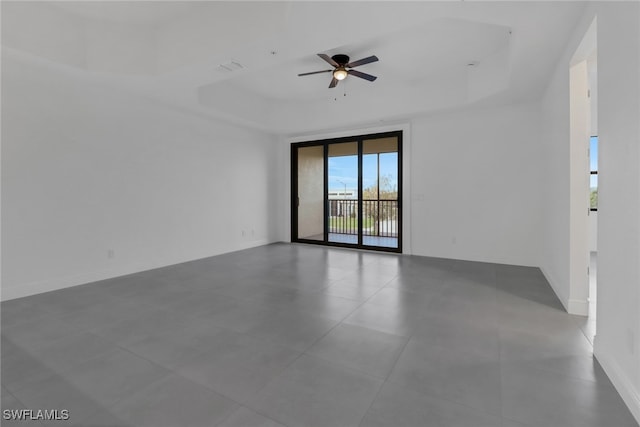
[206,17,510,104]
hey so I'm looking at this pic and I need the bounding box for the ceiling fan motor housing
[332,54,350,66]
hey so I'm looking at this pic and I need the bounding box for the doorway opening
[569,16,597,340]
[291,131,402,253]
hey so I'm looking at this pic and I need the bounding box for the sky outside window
[328,153,398,192]
[590,136,598,189]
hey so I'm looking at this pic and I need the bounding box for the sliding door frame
[291,130,403,253]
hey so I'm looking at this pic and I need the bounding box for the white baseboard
[540,267,589,316]
[2,257,187,301]
[1,239,272,301]
[540,265,569,312]
[2,267,126,301]
[594,341,640,425]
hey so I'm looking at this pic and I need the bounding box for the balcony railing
[328,199,398,237]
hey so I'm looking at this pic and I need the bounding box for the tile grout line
[356,270,443,427]
[235,269,400,427]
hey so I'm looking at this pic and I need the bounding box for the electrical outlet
[107,249,115,259]
[451,236,457,244]
[241,230,246,237]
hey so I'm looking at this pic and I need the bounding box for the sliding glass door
[295,145,324,241]
[362,137,400,248]
[292,131,402,252]
[328,141,359,245]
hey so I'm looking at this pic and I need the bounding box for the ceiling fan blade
[348,69,377,82]
[329,77,339,88]
[298,70,333,77]
[318,53,339,67]
[346,55,378,68]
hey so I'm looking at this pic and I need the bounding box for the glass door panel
[327,142,359,245]
[362,137,399,249]
[296,145,324,240]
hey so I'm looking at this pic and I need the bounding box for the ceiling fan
[298,53,378,88]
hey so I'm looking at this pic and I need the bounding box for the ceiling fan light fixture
[299,53,378,88]
[333,68,348,81]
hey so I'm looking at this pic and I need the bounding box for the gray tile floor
[1,243,637,427]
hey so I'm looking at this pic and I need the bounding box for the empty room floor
[1,243,637,427]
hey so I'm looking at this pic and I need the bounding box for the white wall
[540,3,640,422]
[410,103,542,267]
[1,49,279,300]
[540,44,571,309]
[283,104,543,268]
[593,3,640,422]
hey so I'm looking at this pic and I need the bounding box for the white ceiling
[227,17,511,102]
[2,1,587,135]
[53,2,196,26]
